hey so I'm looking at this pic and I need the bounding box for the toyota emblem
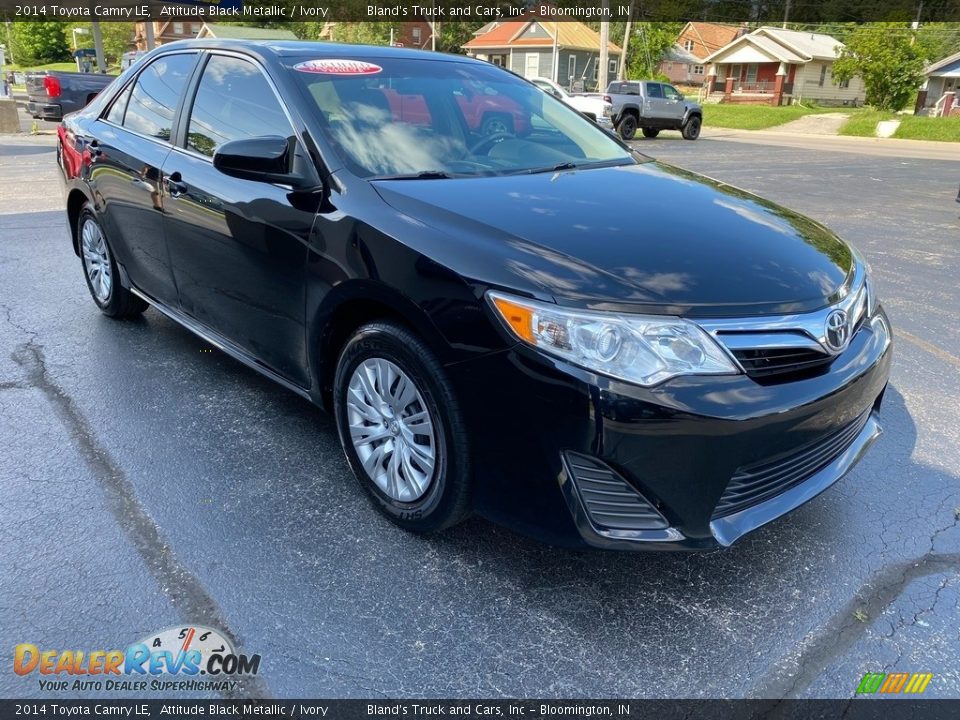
[824,309,849,352]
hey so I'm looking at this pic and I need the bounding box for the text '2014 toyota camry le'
[58,41,892,550]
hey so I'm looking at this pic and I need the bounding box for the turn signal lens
[491,296,535,343]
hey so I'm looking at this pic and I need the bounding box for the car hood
[372,161,854,317]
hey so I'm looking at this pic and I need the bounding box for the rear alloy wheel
[77,204,147,318]
[642,128,660,139]
[682,115,702,140]
[334,321,471,532]
[617,114,638,140]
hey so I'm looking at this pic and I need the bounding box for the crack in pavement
[9,336,271,700]
[751,509,960,700]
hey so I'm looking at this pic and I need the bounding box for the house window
[609,59,617,75]
[819,65,827,87]
[839,77,850,89]
[684,39,694,52]
[172,22,184,35]
[525,53,540,79]
[746,64,758,83]
[568,54,576,82]
[412,27,422,43]
[693,64,704,75]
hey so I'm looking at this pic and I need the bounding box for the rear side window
[186,55,291,157]
[646,83,664,99]
[123,54,196,140]
[105,83,132,125]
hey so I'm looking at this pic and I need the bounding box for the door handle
[165,172,188,197]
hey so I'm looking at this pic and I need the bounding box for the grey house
[918,50,960,116]
[463,20,621,92]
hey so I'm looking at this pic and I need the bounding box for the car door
[88,52,198,305]
[661,84,687,123]
[644,82,667,125]
[161,52,320,387]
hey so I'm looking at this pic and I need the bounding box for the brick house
[463,20,621,92]
[657,22,741,85]
[134,21,200,50]
[316,22,436,49]
[703,27,865,106]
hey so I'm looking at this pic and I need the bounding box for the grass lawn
[838,110,896,137]
[704,104,851,130]
[894,115,960,142]
[3,61,82,74]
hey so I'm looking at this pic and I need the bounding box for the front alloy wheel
[334,321,471,532]
[682,115,702,140]
[346,358,436,503]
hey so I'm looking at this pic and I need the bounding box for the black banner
[1,700,959,719]
[2,0,960,22]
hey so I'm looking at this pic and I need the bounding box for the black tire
[77,204,147,318]
[333,321,472,533]
[641,127,660,138]
[617,113,638,140]
[682,115,702,140]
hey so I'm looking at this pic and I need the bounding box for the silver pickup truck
[601,80,702,141]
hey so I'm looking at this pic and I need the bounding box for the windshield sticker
[294,60,383,75]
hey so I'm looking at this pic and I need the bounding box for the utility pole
[551,21,559,82]
[598,2,610,92]
[618,0,633,80]
[145,21,156,51]
[782,0,790,29]
[91,20,106,73]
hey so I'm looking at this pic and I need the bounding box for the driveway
[0,133,958,700]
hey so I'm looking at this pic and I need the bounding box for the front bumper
[447,310,892,550]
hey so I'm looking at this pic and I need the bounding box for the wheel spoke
[346,357,437,502]
[347,386,381,423]
[402,410,432,433]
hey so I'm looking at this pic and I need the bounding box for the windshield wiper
[515,159,633,176]
[370,170,454,181]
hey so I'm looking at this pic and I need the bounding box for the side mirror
[214,135,307,187]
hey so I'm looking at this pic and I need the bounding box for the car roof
[154,39,481,64]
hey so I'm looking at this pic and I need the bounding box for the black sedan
[58,40,892,550]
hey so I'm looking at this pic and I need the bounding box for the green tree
[624,22,682,79]
[9,22,70,66]
[69,23,135,65]
[832,23,925,111]
[329,23,395,46]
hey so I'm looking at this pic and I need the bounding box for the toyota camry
[58,41,892,550]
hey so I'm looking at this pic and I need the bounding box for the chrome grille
[700,271,870,381]
[713,410,871,518]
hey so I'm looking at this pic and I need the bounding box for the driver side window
[186,55,291,157]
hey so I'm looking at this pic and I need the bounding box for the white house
[702,27,865,106]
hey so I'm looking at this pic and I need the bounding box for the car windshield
[291,57,636,179]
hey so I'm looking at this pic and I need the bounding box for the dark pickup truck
[26,71,115,121]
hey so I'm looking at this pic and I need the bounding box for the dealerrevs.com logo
[13,626,261,693]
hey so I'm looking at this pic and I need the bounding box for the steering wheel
[469,132,513,156]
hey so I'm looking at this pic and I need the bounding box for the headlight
[852,247,880,318]
[488,291,739,387]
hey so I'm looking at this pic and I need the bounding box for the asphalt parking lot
[1,128,958,700]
